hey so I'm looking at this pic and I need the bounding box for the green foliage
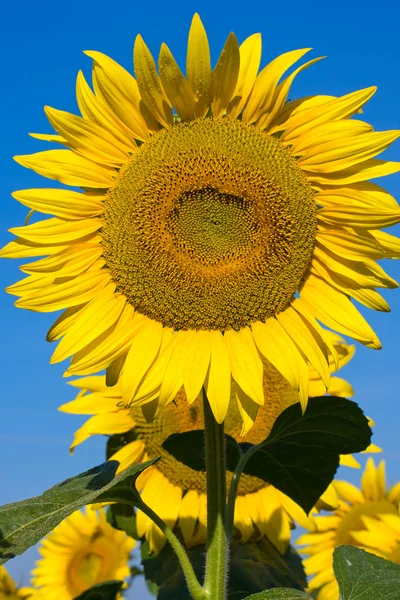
[73,581,124,600]
[142,537,307,600]
[0,458,157,565]
[333,545,400,599]
[239,591,312,599]
[162,396,371,513]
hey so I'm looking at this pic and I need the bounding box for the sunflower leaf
[0,458,157,565]
[241,396,371,513]
[162,397,371,513]
[238,591,312,600]
[73,580,124,600]
[333,545,400,599]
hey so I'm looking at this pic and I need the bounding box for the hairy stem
[136,500,206,600]
[203,388,228,599]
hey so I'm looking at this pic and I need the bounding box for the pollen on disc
[102,118,317,331]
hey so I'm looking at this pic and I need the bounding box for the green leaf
[142,537,307,599]
[108,503,138,540]
[242,396,371,513]
[73,580,124,600]
[240,591,312,599]
[0,458,157,565]
[333,545,400,599]
[162,397,371,514]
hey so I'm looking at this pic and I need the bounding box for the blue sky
[0,0,399,597]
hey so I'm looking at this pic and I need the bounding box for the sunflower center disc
[103,119,317,330]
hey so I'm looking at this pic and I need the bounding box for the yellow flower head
[298,458,400,600]
[0,566,32,600]
[3,14,400,425]
[60,335,379,554]
[31,508,135,600]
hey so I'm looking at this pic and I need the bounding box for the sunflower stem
[226,444,259,540]
[136,500,206,600]
[202,388,228,600]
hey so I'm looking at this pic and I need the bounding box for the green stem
[226,444,259,540]
[202,388,228,599]
[136,500,206,600]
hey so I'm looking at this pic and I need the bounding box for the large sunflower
[3,14,400,424]
[60,334,379,554]
[31,507,134,600]
[298,458,400,600]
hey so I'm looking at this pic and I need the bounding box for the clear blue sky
[0,0,399,597]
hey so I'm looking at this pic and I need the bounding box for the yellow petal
[10,217,100,244]
[234,384,260,436]
[76,70,137,149]
[15,266,110,312]
[66,305,138,376]
[252,319,308,409]
[269,94,335,133]
[276,307,330,387]
[108,440,146,475]
[45,106,130,166]
[51,285,125,363]
[339,454,361,468]
[59,392,121,415]
[234,496,254,543]
[227,33,262,120]
[211,32,240,118]
[309,158,400,186]
[293,119,374,154]
[243,48,311,125]
[21,244,103,277]
[318,204,400,229]
[121,318,164,403]
[70,412,136,451]
[183,330,211,404]
[186,13,212,118]
[29,132,66,143]
[134,35,173,128]
[158,43,195,121]
[300,275,381,348]
[281,86,376,141]
[298,130,400,173]
[326,377,354,398]
[0,237,70,258]
[204,331,231,423]
[179,491,200,546]
[259,57,324,131]
[12,188,104,220]
[158,333,187,408]
[85,50,156,140]
[224,327,263,404]
[46,304,85,342]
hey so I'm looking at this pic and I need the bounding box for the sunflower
[60,334,379,554]
[298,458,400,600]
[0,566,33,600]
[31,507,134,600]
[3,15,400,426]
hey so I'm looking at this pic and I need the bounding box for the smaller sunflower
[0,566,33,600]
[60,333,379,554]
[298,458,400,600]
[31,507,135,600]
